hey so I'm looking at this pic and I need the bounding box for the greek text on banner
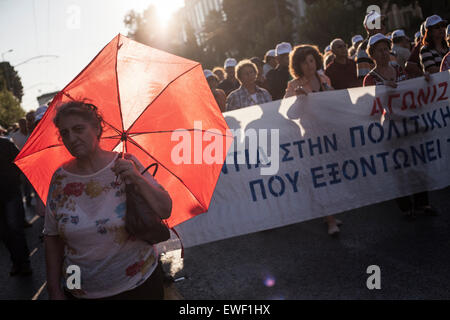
[174,71,450,248]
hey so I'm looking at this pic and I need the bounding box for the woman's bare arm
[44,235,66,300]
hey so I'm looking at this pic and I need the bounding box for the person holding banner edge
[362,33,437,219]
[284,44,342,236]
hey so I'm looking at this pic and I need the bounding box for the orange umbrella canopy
[15,34,232,228]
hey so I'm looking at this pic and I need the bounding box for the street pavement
[168,186,450,300]
[1,186,450,300]
[0,205,47,300]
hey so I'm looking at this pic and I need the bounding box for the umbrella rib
[103,121,122,136]
[115,39,125,146]
[128,129,234,138]
[125,63,201,132]
[14,143,64,163]
[127,136,207,211]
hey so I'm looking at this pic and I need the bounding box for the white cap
[368,33,390,47]
[203,69,214,79]
[392,29,408,39]
[324,45,331,53]
[364,10,383,28]
[265,49,276,57]
[425,15,447,29]
[224,58,237,68]
[351,35,364,44]
[275,42,292,56]
[35,105,48,122]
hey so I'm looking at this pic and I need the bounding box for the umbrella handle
[114,151,126,185]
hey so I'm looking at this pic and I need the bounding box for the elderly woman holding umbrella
[44,101,172,300]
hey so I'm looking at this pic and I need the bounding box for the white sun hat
[392,29,408,40]
[203,69,214,79]
[351,35,364,45]
[275,42,292,56]
[425,15,447,29]
[265,49,276,57]
[224,58,237,68]
[368,33,390,47]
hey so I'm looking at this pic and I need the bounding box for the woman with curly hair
[284,45,342,236]
[284,44,333,98]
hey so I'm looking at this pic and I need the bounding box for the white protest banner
[174,71,450,248]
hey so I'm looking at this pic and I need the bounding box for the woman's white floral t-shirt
[43,153,160,299]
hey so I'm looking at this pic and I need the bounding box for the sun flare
[124,0,185,26]
[153,1,184,25]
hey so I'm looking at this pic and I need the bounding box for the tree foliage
[222,0,295,60]
[0,62,23,102]
[0,88,25,128]
[201,10,229,68]
[124,6,168,51]
[297,0,382,51]
[297,0,434,51]
[123,0,295,69]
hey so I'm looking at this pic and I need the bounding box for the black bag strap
[141,163,158,177]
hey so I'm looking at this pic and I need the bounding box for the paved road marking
[29,215,40,225]
[32,282,47,301]
[29,247,38,257]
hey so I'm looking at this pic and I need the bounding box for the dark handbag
[124,163,170,245]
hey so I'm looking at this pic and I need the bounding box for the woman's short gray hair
[53,101,104,139]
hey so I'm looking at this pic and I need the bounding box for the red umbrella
[15,34,232,228]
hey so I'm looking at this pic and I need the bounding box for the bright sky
[0,0,185,112]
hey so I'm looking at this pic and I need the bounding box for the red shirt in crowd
[325,58,361,90]
[363,64,407,86]
[441,51,450,71]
